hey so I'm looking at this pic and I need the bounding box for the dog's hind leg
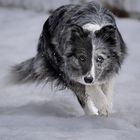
[69,82,98,115]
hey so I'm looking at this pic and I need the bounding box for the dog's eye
[96,56,104,63]
[78,55,86,62]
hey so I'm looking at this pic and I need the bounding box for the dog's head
[58,24,126,85]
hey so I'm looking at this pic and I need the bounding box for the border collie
[11,2,127,116]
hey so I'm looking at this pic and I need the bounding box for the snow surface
[0,7,140,140]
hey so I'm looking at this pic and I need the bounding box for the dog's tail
[9,56,47,85]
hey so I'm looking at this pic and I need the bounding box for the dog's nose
[84,76,93,83]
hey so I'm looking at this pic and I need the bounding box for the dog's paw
[83,98,99,116]
[98,104,110,117]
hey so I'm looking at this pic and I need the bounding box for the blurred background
[0,0,140,19]
[0,0,140,140]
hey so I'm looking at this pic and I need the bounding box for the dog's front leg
[86,85,109,116]
[69,82,98,115]
[82,96,99,115]
[101,79,114,112]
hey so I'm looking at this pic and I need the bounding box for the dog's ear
[69,24,89,41]
[95,25,117,45]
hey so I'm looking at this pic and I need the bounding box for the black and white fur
[11,2,127,116]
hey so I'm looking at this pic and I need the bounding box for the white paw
[98,103,110,116]
[84,98,99,116]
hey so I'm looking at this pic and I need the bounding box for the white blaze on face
[83,23,102,81]
[90,48,96,80]
[82,23,101,33]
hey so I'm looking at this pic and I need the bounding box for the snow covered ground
[0,7,140,140]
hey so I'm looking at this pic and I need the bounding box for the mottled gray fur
[10,2,127,116]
